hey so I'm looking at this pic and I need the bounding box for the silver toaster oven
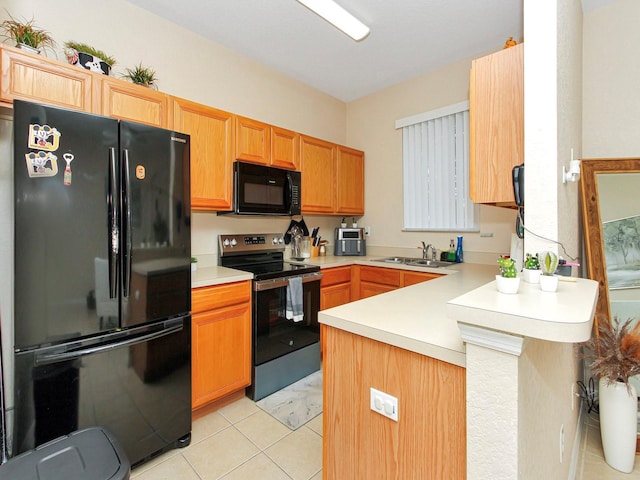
[334,228,366,256]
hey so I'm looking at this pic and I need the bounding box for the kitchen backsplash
[191,211,340,261]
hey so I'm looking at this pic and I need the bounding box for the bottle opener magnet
[63,153,74,186]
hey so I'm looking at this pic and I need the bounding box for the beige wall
[583,0,640,157]
[346,58,515,261]
[0,0,349,259]
[583,0,640,307]
[1,0,518,260]
[0,0,346,142]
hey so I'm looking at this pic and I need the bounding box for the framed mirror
[580,158,640,324]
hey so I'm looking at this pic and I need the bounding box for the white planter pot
[522,268,541,284]
[495,275,520,294]
[191,263,197,272]
[539,275,558,292]
[599,377,637,473]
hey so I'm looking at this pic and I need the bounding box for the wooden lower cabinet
[320,266,352,310]
[355,265,441,300]
[323,325,466,479]
[402,270,442,286]
[191,281,251,409]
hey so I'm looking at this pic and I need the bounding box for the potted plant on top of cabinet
[538,251,559,292]
[582,316,640,473]
[64,40,116,75]
[122,62,158,89]
[0,13,56,55]
[496,256,519,294]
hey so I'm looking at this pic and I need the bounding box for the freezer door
[119,122,191,328]
[12,317,192,467]
[13,100,120,350]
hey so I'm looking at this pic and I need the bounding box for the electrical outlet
[364,226,371,236]
[559,424,565,463]
[370,387,398,421]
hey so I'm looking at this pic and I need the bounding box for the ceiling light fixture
[296,0,370,41]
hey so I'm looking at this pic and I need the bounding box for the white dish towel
[286,277,304,322]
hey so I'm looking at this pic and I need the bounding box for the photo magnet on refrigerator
[25,151,58,178]
[28,123,61,151]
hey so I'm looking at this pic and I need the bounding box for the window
[396,101,478,231]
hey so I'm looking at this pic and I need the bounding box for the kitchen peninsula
[318,260,598,479]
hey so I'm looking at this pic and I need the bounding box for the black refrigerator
[11,100,192,467]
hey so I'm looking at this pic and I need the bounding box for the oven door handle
[253,272,323,292]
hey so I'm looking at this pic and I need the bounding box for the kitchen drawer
[191,281,251,314]
[358,266,401,287]
[402,271,442,287]
[321,266,352,287]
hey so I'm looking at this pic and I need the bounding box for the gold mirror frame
[580,157,640,323]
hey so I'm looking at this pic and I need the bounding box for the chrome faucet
[421,242,437,260]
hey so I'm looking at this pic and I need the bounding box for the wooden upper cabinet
[336,145,364,215]
[172,97,234,211]
[300,134,336,213]
[235,116,270,165]
[100,77,169,127]
[469,43,523,205]
[271,125,300,170]
[0,45,94,112]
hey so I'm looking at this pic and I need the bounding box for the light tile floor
[131,395,640,479]
[131,396,322,480]
[577,412,640,479]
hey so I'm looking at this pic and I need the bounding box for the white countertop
[192,255,598,365]
[319,263,496,367]
[191,265,253,288]
[190,254,454,288]
[447,277,599,343]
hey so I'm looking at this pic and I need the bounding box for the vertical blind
[397,103,478,231]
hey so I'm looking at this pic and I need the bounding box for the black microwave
[225,161,301,216]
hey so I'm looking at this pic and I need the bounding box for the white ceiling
[124,0,615,103]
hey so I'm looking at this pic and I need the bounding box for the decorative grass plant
[123,63,157,88]
[0,12,56,53]
[583,317,640,388]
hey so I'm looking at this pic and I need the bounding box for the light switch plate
[370,387,398,421]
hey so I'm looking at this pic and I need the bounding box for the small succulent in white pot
[522,252,541,283]
[496,256,520,294]
[538,251,559,292]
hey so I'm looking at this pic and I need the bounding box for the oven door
[252,272,321,366]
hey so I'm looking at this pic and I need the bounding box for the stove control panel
[219,233,285,255]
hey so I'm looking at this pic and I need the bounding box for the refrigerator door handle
[108,147,119,299]
[122,149,132,297]
[34,320,184,366]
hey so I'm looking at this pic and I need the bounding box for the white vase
[599,377,637,473]
[539,274,558,292]
[522,268,541,284]
[495,275,520,294]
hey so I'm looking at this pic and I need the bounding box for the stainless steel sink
[405,259,454,268]
[378,257,405,264]
[374,257,454,268]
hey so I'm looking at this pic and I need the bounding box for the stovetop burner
[219,233,320,280]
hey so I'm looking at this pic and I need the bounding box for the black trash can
[0,427,130,480]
